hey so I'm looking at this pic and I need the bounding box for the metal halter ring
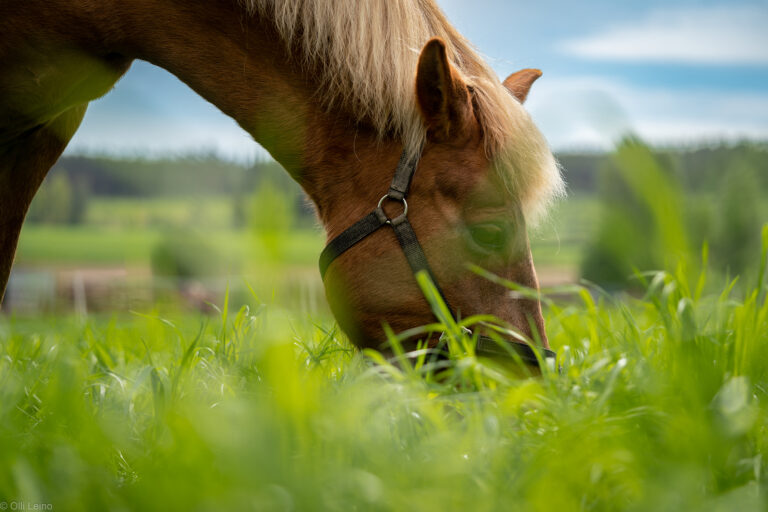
[377,194,408,225]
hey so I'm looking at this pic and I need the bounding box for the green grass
[1,232,767,511]
[15,225,161,265]
[85,197,235,230]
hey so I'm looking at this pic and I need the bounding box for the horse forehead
[466,172,515,208]
[415,146,490,198]
[433,163,513,211]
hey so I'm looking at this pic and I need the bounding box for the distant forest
[47,142,767,196]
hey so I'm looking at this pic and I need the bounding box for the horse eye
[468,223,507,252]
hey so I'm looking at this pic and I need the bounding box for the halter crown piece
[319,148,556,368]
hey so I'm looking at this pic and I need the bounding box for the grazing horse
[0,0,563,354]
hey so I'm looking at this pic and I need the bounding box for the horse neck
[111,1,398,236]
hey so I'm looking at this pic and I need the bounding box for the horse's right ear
[502,68,542,103]
[415,38,474,143]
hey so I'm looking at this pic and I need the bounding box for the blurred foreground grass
[1,230,767,511]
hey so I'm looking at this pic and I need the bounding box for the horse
[0,0,564,359]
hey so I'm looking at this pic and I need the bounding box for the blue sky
[66,0,768,159]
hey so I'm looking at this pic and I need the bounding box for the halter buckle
[376,194,408,225]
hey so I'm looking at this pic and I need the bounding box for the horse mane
[243,0,564,221]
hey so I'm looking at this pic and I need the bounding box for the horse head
[320,39,551,353]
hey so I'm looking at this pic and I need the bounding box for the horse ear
[415,38,474,142]
[502,69,542,103]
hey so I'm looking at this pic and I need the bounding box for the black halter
[319,148,556,369]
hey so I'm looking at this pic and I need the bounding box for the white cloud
[526,76,768,150]
[559,5,768,65]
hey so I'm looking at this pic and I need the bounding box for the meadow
[1,235,766,510]
[2,143,767,510]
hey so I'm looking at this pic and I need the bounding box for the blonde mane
[243,0,564,221]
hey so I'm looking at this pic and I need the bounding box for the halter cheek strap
[319,148,556,368]
[319,149,452,310]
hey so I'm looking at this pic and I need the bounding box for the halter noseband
[319,148,556,369]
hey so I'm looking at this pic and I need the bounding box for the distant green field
[85,197,235,229]
[15,225,325,267]
[16,195,597,270]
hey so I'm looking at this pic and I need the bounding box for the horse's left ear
[415,38,474,142]
[502,69,542,103]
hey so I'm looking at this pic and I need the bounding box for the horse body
[0,0,563,351]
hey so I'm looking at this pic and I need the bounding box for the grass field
[5,171,768,510]
[14,225,324,267]
[1,231,766,510]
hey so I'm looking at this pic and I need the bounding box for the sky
[66,0,768,160]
